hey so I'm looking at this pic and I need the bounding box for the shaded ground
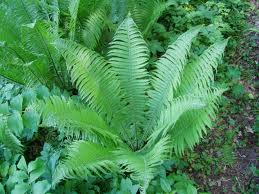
[187,2,258,193]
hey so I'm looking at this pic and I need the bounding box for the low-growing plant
[35,16,228,193]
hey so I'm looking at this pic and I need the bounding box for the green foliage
[0,153,50,194]
[0,0,255,193]
[35,15,226,193]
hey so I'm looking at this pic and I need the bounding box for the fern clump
[36,15,228,193]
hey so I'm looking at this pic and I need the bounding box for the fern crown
[36,15,228,193]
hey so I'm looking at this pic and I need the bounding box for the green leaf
[23,89,37,107]
[32,180,51,194]
[11,183,30,194]
[36,86,50,99]
[0,161,9,177]
[11,170,28,183]
[0,102,9,114]
[28,158,45,183]
[160,178,171,193]
[22,109,40,138]
[187,184,197,194]
[10,95,23,112]
[17,156,27,171]
[7,111,23,137]
[120,178,139,194]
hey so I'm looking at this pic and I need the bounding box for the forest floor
[187,2,258,194]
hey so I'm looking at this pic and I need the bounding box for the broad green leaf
[10,95,23,112]
[28,158,45,183]
[36,86,50,99]
[0,161,9,177]
[32,180,51,194]
[7,111,23,137]
[22,109,40,138]
[23,89,37,107]
[11,183,30,194]
[17,156,27,171]
[160,178,171,193]
[11,171,28,183]
[0,102,9,114]
[187,184,197,194]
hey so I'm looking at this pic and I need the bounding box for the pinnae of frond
[145,26,202,134]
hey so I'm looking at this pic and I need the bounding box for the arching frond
[0,0,66,88]
[149,95,206,144]
[170,89,225,155]
[0,116,23,153]
[56,39,122,121]
[146,26,201,132]
[0,63,41,86]
[53,140,117,185]
[108,17,149,129]
[38,95,121,144]
[176,39,229,95]
[115,136,170,193]
[81,9,106,49]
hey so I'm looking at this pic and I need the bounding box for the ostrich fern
[37,16,228,193]
[0,0,173,89]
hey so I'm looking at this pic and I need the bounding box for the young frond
[146,26,201,133]
[38,95,121,144]
[108,16,149,129]
[53,140,117,185]
[56,39,122,121]
[81,9,106,49]
[0,116,23,153]
[115,136,170,193]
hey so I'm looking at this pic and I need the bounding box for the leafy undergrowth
[183,4,259,194]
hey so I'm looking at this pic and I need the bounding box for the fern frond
[56,39,122,121]
[0,116,23,153]
[0,7,20,43]
[4,0,44,25]
[132,0,173,36]
[68,0,80,40]
[176,39,229,95]
[0,63,40,86]
[78,0,108,19]
[38,95,121,144]
[81,9,106,49]
[115,136,170,193]
[53,140,117,185]
[108,17,149,129]
[170,88,225,155]
[149,95,206,144]
[146,26,201,132]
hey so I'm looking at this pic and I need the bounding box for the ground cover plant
[0,0,258,193]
